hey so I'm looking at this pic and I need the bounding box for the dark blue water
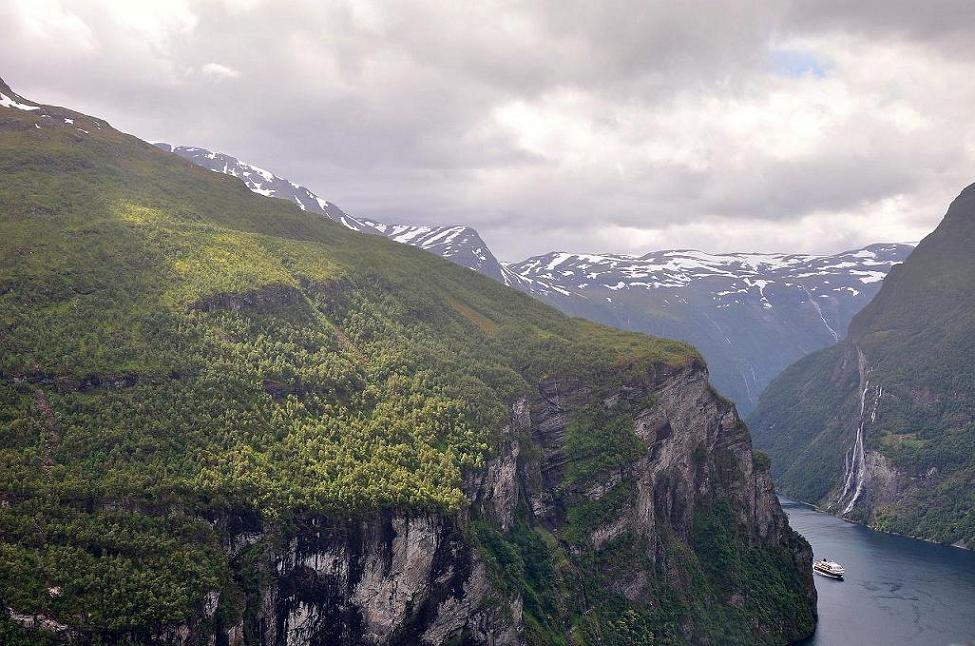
[780,497,975,646]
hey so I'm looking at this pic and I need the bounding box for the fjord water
[780,498,975,646]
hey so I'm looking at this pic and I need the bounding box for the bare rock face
[521,364,793,541]
[175,362,814,645]
[515,364,814,617]
[467,438,521,531]
[241,513,518,646]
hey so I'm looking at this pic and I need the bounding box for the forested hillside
[750,183,975,547]
[164,142,911,415]
[0,78,814,644]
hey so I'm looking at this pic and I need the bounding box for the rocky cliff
[105,362,813,645]
[0,77,815,645]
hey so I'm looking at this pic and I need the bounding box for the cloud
[1,0,973,260]
[200,62,240,80]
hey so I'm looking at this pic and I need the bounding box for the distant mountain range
[748,182,975,547]
[510,245,913,412]
[157,142,913,411]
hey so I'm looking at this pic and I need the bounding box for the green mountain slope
[749,183,975,546]
[0,79,814,644]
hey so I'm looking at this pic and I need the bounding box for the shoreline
[776,494,971,552]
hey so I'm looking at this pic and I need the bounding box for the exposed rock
[204,590,221,619]
[12,362,814,644]
[6,607,73,637]
[192,283,303,313]
[210,362,813,644]
[467,439,520,531]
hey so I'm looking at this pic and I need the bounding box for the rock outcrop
[156,361,816,645]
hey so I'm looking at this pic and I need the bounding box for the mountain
[359,219,506,281]
[356,219,570,297]
[154,144,380,233]
[748,183,975,547]
[0,78,815,643]
[512,245,913,412]
[162,143,911,414]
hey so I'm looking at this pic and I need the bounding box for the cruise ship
[813,559,846,579]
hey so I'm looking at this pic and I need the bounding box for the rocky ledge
[9,361,816,644]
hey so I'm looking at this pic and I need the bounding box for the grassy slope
[750,185,975,544]
[746,344,859,503]
[0,93,813,643]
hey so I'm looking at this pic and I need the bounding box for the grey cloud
[784,0,975,45]
[2,0,972,260]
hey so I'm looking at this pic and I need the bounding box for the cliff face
[0,78,815,645]
[134,363,814,646]
[749,183,975,547]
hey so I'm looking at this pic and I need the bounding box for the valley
[749,184,975,548]
[6,2,975,644]
[0,77,815,645]
[160,142,912,414]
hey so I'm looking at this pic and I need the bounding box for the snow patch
[0,93,39,111]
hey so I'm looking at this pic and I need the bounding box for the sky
[3,0,974,261]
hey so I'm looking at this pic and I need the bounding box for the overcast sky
[4,1,974,260]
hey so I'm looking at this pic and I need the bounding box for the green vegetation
[747,343,859,504]
[686,501,816,642]
[0,105,705,636]
[749,184,975,545]
[475,500,814,645]
[751,450,771,471]
[562,403,647,488]
[563,480,637,545]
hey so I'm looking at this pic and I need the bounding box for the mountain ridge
[156,144,381,233]
[748,181,975,547]
[2,77,816,644]
[158,141,911,411]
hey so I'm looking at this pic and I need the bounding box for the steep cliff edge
[154,363,812,645]
[749,182,975,547]
[0,78,814,644]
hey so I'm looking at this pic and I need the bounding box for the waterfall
[837,348,883,515]
[838,380,869,512]
[802,286,840,342]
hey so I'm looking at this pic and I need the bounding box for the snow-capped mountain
[154,144,379,233]
[360,220,506,280]
[511,244,913,411]
[157,143,569,296]
[512,247,897,308]
[511,245,906,331]
[355,219,568,297]
[161,142,912,411]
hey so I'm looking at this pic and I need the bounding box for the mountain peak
[361,219,508,280]
[0,76,113,134]
[156,143,381,234]
[0,76,40,112]
[956,181,975,201]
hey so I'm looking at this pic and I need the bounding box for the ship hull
[813,567,844,580]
